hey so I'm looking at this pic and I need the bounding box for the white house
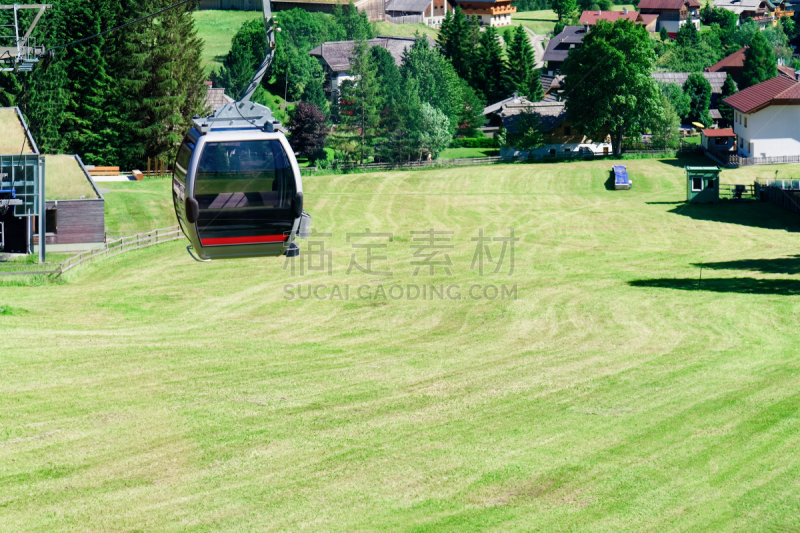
[723,76,800,158]
[637,0,700,37]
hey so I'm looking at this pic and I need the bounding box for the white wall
[734,105,800,158]
[657,18,700,34]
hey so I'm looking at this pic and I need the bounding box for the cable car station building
[0,107,105,256]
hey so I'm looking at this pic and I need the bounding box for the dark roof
[309,35,435,72]
[702,128,736,137]
[386,0,432,12]
[705,47,747,72]
[638,0,700,9]
[483,93,539,115]
[723,75,800,113]
[542,26,588,63]
[652,72,729,93]
[500,101,568,134]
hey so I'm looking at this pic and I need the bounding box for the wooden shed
[686,166,721,203]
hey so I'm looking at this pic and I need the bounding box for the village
[2,1,800,531]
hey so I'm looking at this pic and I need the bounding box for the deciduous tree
[288,102,328,159]
[561,19,661,156]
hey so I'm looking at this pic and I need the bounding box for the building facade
[637,0,701,36]
[450,0,515,26]
[723,76,800,158]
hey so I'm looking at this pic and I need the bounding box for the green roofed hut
[686,166,721,203]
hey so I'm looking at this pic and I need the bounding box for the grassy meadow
[193,10,262,75]
[2,157,800,531]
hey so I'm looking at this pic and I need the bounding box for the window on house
[706,178,715,189]
[744,117,747,127]
[692,177,703,191]
[549,149,556,155]
[714,137,728,145]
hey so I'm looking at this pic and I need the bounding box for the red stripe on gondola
[201,235,288,246]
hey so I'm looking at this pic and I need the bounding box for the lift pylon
[0,4,52,72]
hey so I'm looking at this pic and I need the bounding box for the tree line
[270,5,545,165]
[0,0,206,169]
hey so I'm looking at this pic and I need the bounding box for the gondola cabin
[173,127,308,260]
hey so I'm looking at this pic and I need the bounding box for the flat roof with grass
[0,107,35,154]
[44,155,99,200]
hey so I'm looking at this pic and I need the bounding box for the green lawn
[102,179,177,236]
[373,21,439,39]
[439,147,499,159]
[3,157,800,531]
[513,5,637,34]
[512,9,558,34]
[193,10,262,75]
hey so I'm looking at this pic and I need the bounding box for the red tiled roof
[637,0,700,10]
[778,65,796,79]
[701,128,736,137]
[722,76,800,113]
[578,10,639,24]
[639,13,659,25]
[705,47,747,72]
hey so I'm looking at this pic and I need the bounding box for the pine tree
[740,31,777,89]
[507,25,543,101]
[477,27,513,103]
[660,26,669,41]
[332,39,382,164]
[113,0,206,168]
[58,0,118,164]
[303,76,329,115]
[718,73,738,126]
[334,1,373,41]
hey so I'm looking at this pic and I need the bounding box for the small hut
[686,166,721,203]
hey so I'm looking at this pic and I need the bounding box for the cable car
[173,127,309,260]
[172,0,310,261]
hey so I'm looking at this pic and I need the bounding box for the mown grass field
[193,10,261,75]
[3,157,800,531]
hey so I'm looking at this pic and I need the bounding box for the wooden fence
[705,144,800,168]
[0,226,184,279]
[307,146,703,173]
[385,14,424,23]
[755,181,800,215]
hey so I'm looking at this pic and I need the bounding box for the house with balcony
[723,75,800,158]
[542,25,589,75]
[450,0,515,26]
[637,0,701,37]
[713,0,793,24]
